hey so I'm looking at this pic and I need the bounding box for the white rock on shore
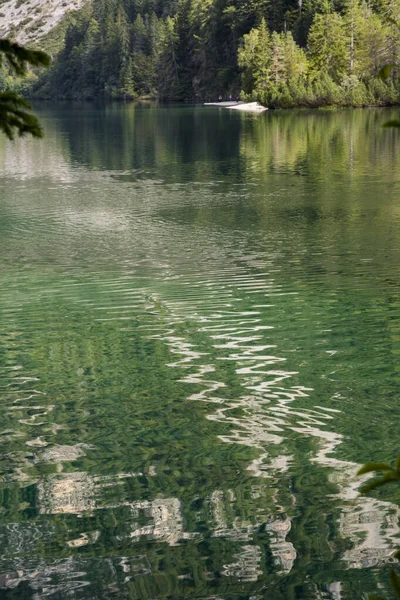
[227,102,268,112]
[204,101,268,112]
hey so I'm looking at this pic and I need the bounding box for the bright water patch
[1,105,400,598]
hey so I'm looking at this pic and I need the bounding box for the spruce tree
[157,16,179,98]
[284,31,308,80]
[308,11,350,80]
[271,32,287,83]
[238,18,272,94]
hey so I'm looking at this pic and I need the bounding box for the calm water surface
[1,104,400,599]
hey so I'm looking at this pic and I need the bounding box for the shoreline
[28,95,400,111]
[28,94,400,113]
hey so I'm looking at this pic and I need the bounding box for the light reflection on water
[1,105,400,598]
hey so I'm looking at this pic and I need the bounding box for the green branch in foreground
[0,39,50,76]
[0,91,42,139]
[0,38,50,139]
[358,455,400,599]
[377,65,400,128]
[357,456,400,493]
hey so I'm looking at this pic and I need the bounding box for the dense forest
[5,0,400,106]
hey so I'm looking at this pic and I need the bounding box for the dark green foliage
[0,91,42,138]
[253,71,400,108]
[0,39,50,138]
[383,119,400,126]
[379,64,394,80]
[237,2,400,108]
[0,39,50,76]
[358,456,400,599]
[357,456,400,493]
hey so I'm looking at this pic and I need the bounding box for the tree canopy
[1,0,400,108]
[23,0,400,106]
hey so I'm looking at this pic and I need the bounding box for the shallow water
[1,104,400,599]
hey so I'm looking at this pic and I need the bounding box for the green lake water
[1,104,400,599]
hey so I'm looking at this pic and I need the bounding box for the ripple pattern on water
[1,106,400,599]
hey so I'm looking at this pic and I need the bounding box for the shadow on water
[1,104,400,598]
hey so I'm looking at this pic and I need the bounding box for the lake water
[1,104,400,599]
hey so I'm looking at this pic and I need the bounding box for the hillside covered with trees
[15,0,400,106]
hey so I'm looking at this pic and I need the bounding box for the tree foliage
[17,0,400,107]
[0,39,50,139]
[358,457,400,599]
[308,12,349,80]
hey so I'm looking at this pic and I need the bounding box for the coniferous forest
[12,0,400,107]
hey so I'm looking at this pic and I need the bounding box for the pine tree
[131,13,156,95]
[308,11,350,80]
[284,31,308,79]
[157,16,179,98]
[271,32,287,83]
[119,56,136,97]
[133,13,148,52]
[344,0,362,71]
[238,18,272,94]
[355,6,391,76]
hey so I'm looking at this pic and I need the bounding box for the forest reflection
[1,105,400,599]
